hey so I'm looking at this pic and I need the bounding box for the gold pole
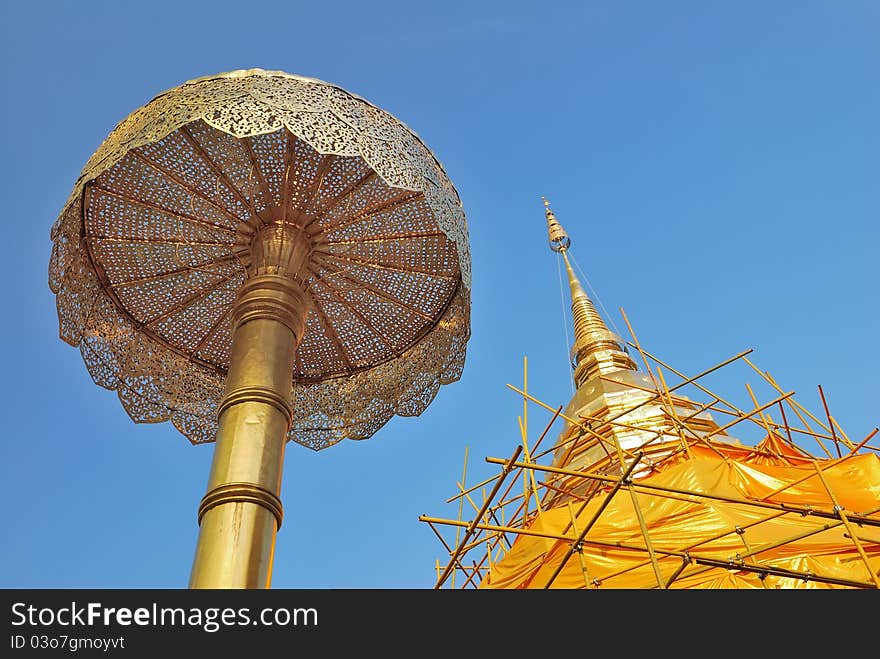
[189,222,312,589]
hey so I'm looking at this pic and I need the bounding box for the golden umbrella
[48,69,470,588]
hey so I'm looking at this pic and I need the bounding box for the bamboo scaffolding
[747,362,837,456]
[657,512,790,588]
[757,430,880,502]
[639,347,836,455]
[670,505,880,586]
[478,406,603,529]
[504,384,629,461]
[655,366,692,458]
[599,371,836,452]
[607,511,814,587]
[650,371,731,461]
[526,347,755,462]
[627,341,750,416]
[543,454,643,588]
[422,308,879,590]
[439,408,573,585]
[484,457,880,529]
[531,387,798,463]
[811,464,880,587]
[427,423,879,588]
[433,445,523,589]
[456,482,511,549]
[420,514,877,589]
[446,406,562,505]
[425,520,480,584]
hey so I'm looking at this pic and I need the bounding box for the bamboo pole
[655,366,692,458]
[844,533,880,546]
[455,482,511,549]
[745,382,776,445]
[451,445,469,588]
[848,428,879,455]
[566,500,593,588]
[625,476,666,588]
[657,512,789,587]
[776,401,805,454]
[830,416,854,450]
[618,306,663,396]
[818,385,844,457]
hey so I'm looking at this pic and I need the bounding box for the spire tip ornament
[544,197,570,253]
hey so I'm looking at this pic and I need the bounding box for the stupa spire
[543,197,636,388]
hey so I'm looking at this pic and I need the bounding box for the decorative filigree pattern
[49,69,470,450]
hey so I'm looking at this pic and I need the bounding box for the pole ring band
[232,275,310,338]
[217,386,294,424]
[198,482,284,529]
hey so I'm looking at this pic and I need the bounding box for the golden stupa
[421,199,880,589]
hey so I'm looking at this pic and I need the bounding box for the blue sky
[0,1,877,588]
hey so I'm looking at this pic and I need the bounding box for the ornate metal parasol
[48,69,470,587]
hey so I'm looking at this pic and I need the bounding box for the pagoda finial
[543,198,636,388]
[544,197,570,252]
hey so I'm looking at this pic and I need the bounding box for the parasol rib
[324,190,422,234]
[321,250,456,281]
[189,305,233,358]
[240,136,273,205]
[321,265,437,322]
[142,270,240,327]
[305,169,377,229]
[280,128,295,224]
[88,184,236,235]
[308,292,356,371]
[179,125,259,219]
[131,150,247,225]
[87,236,229,247]
[291,153,335,227]
[319,277,397,356]
[111,255,240,287]
[326,230,446,245]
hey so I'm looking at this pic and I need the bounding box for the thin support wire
[568,251,623,338]
[555,255,575,394]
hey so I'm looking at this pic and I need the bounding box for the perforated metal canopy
[49,69,471,450]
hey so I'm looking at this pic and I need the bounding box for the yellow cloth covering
[480,441,880,589]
